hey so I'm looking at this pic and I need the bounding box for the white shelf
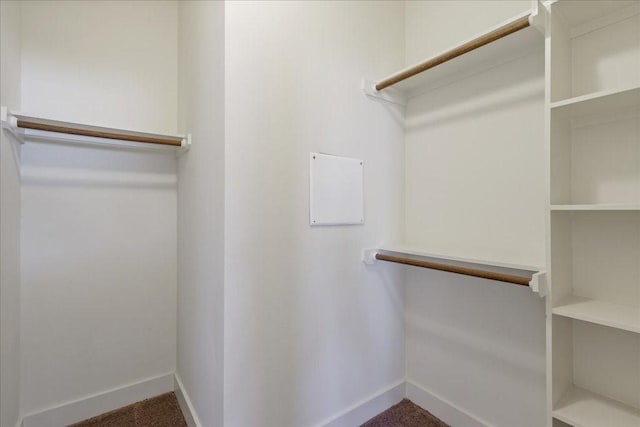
[553,295,640,333]
[377,246,541,273]
[550,85,640,118]
[553,385,640,427]
[551,204,640,211]
[1,110,189,153]
[367,10,543,101]
[367,246,547,294]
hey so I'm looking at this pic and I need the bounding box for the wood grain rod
[375,14,531,91]
[16,120,182,147]
[375,253,530,286]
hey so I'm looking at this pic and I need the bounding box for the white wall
[224,1,406,426]
[19,0,177,134]
[19,0,178,417]
[403,2,547,426]
[405,0,531,65]
[1,2,22,426]
[176,2,225,426]
[404,52,546,266]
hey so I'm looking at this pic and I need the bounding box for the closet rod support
[0,106,24,144]
[178,133,192,156]
[362,79,407,107]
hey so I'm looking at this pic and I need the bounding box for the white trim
[174,374,202,427]
[315,380,406,427]
[406,381,493,427]
[20,373,174,427]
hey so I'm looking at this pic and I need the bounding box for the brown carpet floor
[361,399,450,427]
[69,392,187,427]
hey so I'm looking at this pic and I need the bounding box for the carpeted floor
[69,392,187,427]
[361,399,450,427]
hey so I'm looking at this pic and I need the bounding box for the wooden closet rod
[16,120,182,147]
[375,14,531,91]
[375,253,530,286]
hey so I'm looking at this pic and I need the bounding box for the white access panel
[309,152,364,226]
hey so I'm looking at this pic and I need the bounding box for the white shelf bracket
[361,79,407,107]
[0,107,24,144]
[362,248,378,265]
[529,0,549,36]
[529,271,548,297]
[177,133,192,157]
[1,107,23,179]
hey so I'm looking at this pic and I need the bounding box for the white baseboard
[21,373,174,427]
[174,374,202,427]
[316,380,406,427]
[406,381,492,427]
[17,376,494,427]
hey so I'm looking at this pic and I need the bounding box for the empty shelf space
[553,295,640,333]
[549,1,640,102]
[553,385,640,427]
[551,204,640,211]
[550,105,639,206]
[550,85,640,118]
[550,212,640,323]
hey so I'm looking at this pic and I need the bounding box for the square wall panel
[309,152,364,226]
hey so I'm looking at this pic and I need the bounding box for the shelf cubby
[550,1,640,103]
[550,91,639,206]
[552,317,640,427]
[553,385,640,427]
[550,211,640,332]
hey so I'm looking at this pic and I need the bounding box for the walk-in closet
[1,1,638,427]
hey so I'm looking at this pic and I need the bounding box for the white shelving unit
[548,1,640,426]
